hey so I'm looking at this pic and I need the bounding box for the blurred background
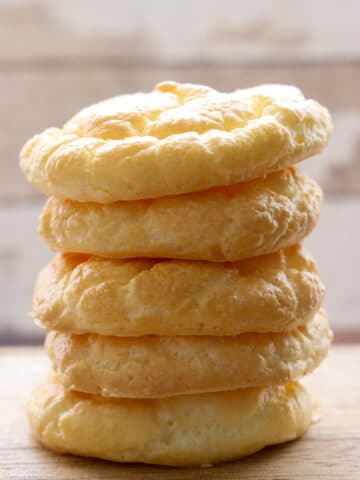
[0,0,359,344]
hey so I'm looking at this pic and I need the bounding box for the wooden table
[0,346,359,479]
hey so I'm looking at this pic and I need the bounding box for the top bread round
[20,82,332,202]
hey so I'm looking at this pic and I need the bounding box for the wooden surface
[0,346,359,479]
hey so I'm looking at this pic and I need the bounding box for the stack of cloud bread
[20,82,333,467]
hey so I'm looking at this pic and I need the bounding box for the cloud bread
[45,310,331,398]
[33,246,324,336]
[38,168,322,262]
[27,379,312,466]
[20,81,331,202]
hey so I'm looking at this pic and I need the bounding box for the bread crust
[38,168,322,262]
[33,245,324,335]
[27,380,312,466]
[20,82,332,202]
[45,310,331,398]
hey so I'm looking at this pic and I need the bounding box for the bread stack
[21,82,333,467]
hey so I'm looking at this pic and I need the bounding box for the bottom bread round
[27,379,312,466]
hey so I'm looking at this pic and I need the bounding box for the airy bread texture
[27,379,311,466]
[46,310,331,398]
[33,246,324,336]
[20,82,331,202]
[38,168,322,262]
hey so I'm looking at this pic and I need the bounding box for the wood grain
[0,346,359,479]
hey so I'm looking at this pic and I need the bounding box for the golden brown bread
[33,246,324,336]
[45,310,331,398]
[20,82,331,202]
[38,168,322,262]
[27,379,312,466]
[22,80,330,467]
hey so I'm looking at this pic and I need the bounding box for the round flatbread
[20,82,331,202]
[38,168,322,262]
[45,310,331,398]
[33,245,324,336]
[27,380,312,466]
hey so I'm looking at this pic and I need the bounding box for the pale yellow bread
[27,379,312,466]
[46,310,331,398]
[38,168,322,262]
[20,82,331,202]
[33,245,324,336]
